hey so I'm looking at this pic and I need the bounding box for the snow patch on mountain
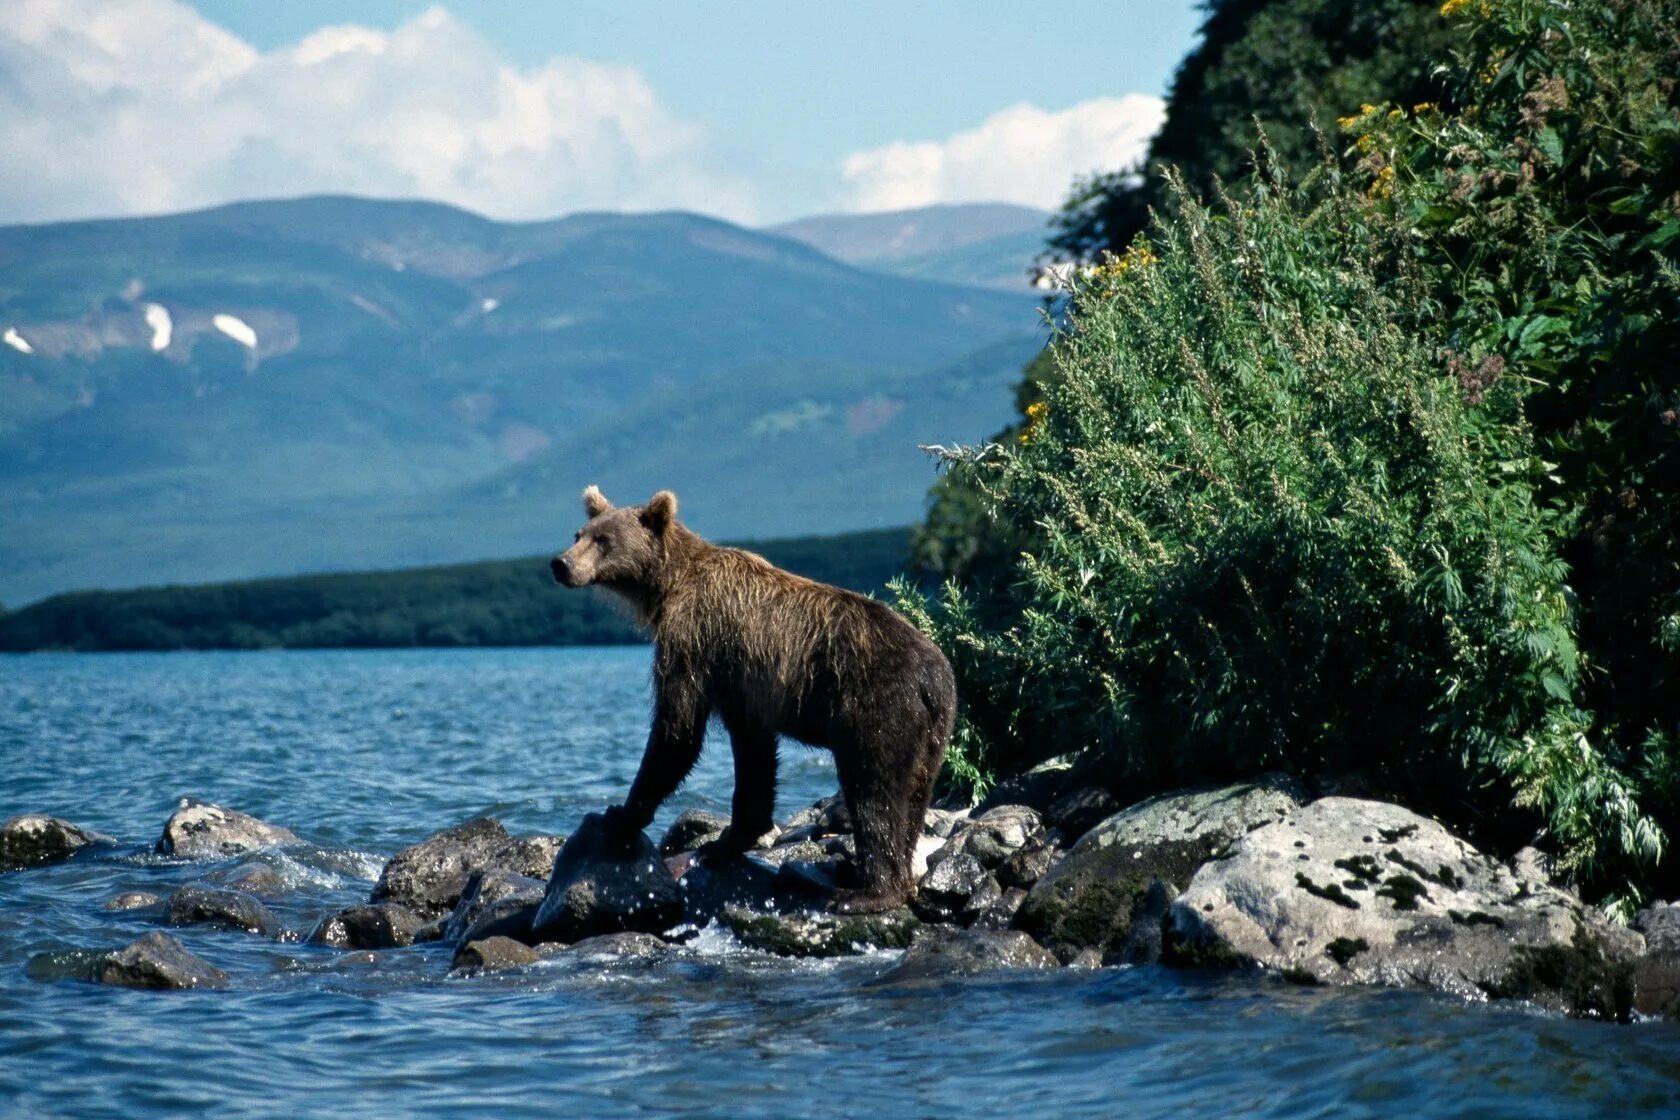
[3,327,32,354]
[212,314,258,349]
[144,304,173,351]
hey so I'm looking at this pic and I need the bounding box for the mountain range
[0,197,1046,606]
[770,202,1050,290]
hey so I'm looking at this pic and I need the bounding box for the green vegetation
[0,528,911,652]
[899,0,1679,908]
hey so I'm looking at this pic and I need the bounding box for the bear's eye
[594,535,611,552]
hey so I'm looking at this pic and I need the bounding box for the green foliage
[1051,0,1454,259]
[0,528,913,652]
[898,141,1663,896]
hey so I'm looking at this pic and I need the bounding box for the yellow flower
[1368,165,1396,200]
[1019,401,1051,445]
[1413,101,1438,113]
[1440,0,1470,16]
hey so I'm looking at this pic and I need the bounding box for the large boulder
[157,800,298,859]
[1,814,105,870]
[1634,902,1680,954]
[881,927,1058,982]
[309,902,426,949]
[720,903,919,958]
[1167,797,1645,1019]
[1016,774,1305,958]
[529,813,683,944]
[97,933,228,990]
[163,884,279,937]
[370,818,560,919]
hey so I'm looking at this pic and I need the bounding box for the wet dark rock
[997,841,1060,891]
[780,793,852,837]
[452,935,541,973]
[309,902,425,949]
[542,932,670,962]
[881,927,1058,982]
[443,870,546,944]
[679,857,782,924]
[369,817,511,918]
[770,859,843,905]
[218,862,290,897]
[914,851,989,922]
[1,814,105,870]
[413,915,450,944]
[457,897,543,944]
[164,884,279,937]
[1634,902,1680,954]
[975,753,1083,815]
[1632,952,1680,1019]
[1045,788,1122,842]
[1115,878,1177,965]
[721,903,919,958]
[971,886,1029,932]
[1167,797,1645,1019]
[1017,774,1305,957]
[105,891,163,912]
[529,813,683,945]
[659,809,731,856]
[156,800,298,860]
[756,839,830,868]
[943,805,1043,869]
[96,932,227,990]
[489,834,565,880]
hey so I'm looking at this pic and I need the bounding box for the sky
[0,0,1202,227]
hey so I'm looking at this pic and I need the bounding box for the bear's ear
[641,490,678,534]
[582,485,612,518]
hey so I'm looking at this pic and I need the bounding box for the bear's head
[551,485,679,591]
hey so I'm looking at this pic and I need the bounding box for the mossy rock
[721,904,919,958]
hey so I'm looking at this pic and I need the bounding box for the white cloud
[840,95,1165,213]
[0,0,758,225]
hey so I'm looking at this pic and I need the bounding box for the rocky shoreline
[9,779,1680,1020]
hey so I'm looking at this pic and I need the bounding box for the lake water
[3,648,1678,1119]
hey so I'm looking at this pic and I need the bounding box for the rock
[913,851,989,922]
[529,812,683,944]
[1510,846,1563,892]
[1167,797,1644,1019]
[1116,878,1177,965]
[452,936,541,973]
[975,753,1083,814]
[1632,952,1680,1019]
[944,805,1044,868]
[971,886,1029,932]
[218,862,290,897]
[105,891,162,912]
[881,927,1058,981]
[309,902,425,949]
[164,884,279,937]
[413,915,450,944]
[780,793,852,836]
[156,800,298,859]
[679,857,782,924]
[1016,774,1305,956]
[95,932,227,990]
[997,841,1060,891]
[659,809,731,856]
[922,808,970,840]
[770,859,843,905]
[443,870,546,944]
[489,834,566,880]
[721,903,919,958]
[1634,902,1680,954]
[1,814,104,870]
[1045,788,1121,842]
[369,817,511,918]
[541,932,669,962]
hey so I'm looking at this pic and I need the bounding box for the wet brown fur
[553,486,956,912]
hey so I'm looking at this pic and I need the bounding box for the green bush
[898,145,1662,902]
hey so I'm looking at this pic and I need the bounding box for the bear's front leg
[696,712,778,866]
[608,675,709,855]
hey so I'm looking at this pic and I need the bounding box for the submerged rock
[452,936,541,973]
[1166,797,1644,1019]
[1,814,105,870]
[157,800,298,859]
[720,903,919,958]
[218,862,290,897]
[881,927,1058,982]
[541,932,669,962]
[529,813,683,944]
[96,932,227,990]
[164,884,279,937]
[1016,774,1304,958]
[309,902,425,949]
[105,891,163,912]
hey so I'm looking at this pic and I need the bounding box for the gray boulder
[1167,797,1644,1019]
[443,869,547,944]
[1,814,105,870]
[913,851,990,923]
[164,884,279,937]
[369,818,555,918]
[529,813,683,944]
[721,903,920,958]
[1016,774,1305,956]
[1632,952,1680,1019]
[309,902,426,949]
[1634,902,1680,954]
[97,932,228,990]
[659,809,732,856]
[157,800,298,859]
[938,804,1044,869]
[490,834,566,880]
[452,936,541,973]
[881,927,1058,982]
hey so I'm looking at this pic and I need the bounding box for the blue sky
[2,0,1202,225]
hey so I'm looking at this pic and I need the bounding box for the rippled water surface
[3,649,1678,1119]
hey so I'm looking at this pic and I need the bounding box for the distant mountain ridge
[768,202,1051,290]
[0,196,1042,605]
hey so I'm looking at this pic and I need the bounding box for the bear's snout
[550,555,572,585]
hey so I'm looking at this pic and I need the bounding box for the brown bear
[551,485,956,913]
